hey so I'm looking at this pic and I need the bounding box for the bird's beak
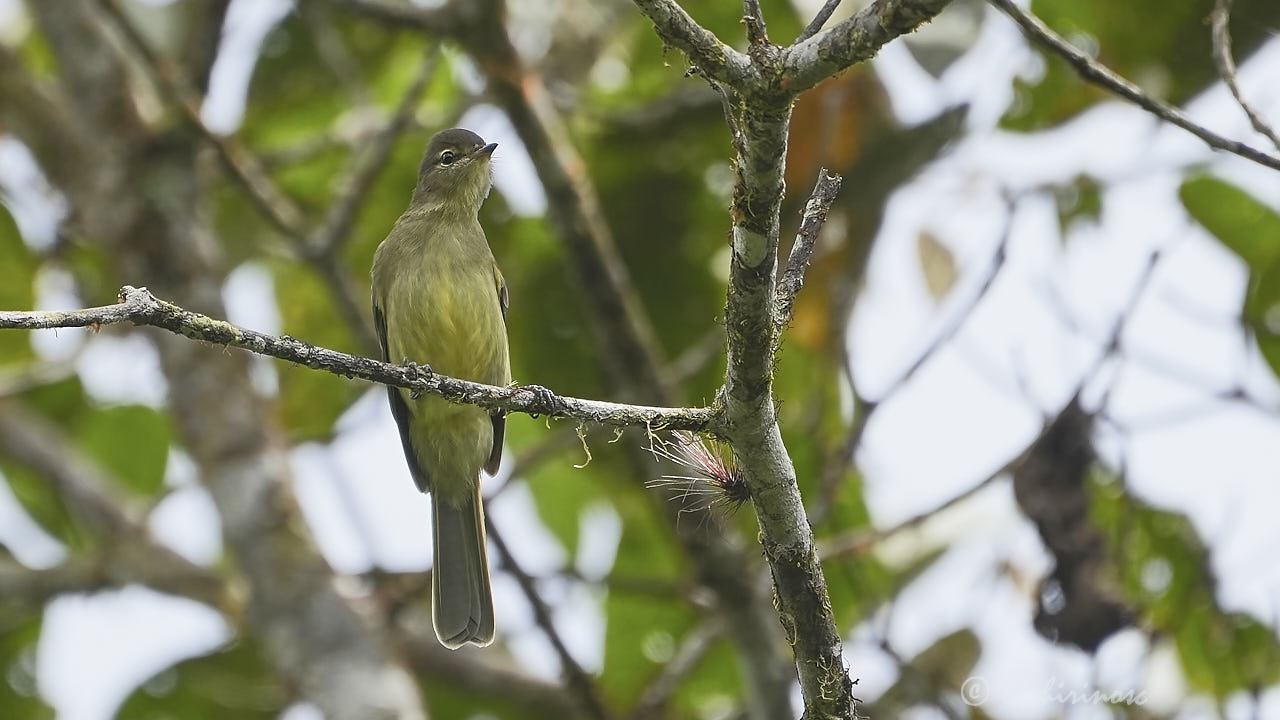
[475,142,498,159]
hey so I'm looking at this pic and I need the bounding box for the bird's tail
[431,484,495,648]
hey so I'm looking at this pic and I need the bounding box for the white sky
[2,0,1280,718]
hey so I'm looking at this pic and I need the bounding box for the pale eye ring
[439,150,457,165]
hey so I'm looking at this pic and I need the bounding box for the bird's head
[412,128,497,214]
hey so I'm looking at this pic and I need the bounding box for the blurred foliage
[1090,470,1280,695]
[117,638,289,719]
[0,615,52,720]
[2,0,1279,717]
[1005,0,1280,130]
[1055,174,1103,234]
[0,207,34,365]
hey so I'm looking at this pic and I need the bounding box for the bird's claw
[522,384,564,418]
[403,359,432,399]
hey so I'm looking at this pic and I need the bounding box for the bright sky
[2,0,1280,718]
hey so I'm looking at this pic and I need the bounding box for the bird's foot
[521,384,565,418]
[403,359,432,399]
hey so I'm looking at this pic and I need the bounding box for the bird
[370,128,510,648]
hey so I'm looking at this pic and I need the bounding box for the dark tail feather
[431,486,495,648]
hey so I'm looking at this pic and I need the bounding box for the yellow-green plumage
[371,128,510,649]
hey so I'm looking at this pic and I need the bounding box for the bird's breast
[385,257,510,389]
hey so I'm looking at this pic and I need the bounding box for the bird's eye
[439,150,457,165]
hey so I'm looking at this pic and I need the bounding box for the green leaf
[1246,254,1280,378]
[1180,175,1280,272]
[74,405,171,497]
[0,462,85,551]
[21,376,89,425]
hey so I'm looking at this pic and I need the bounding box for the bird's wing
[374,297,431,493]
[485,265,508,476]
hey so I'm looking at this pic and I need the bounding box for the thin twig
[796,0,844,43]
[0,286,715,431]
[1085,246,1166,410]
[775,169,844,341]
[743,0,769,47]
[847,203,1014,452]
[988,0,1280,172]
[0,403,231,609]
[1209,0,1280,153]
[818,472,1003,560]
[486,522,615,720]
[821,244,1163,562]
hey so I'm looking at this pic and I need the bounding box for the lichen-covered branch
[628,0,758,88]
[0,287,714,431]
[784,0,957,94]
[775,169,843,341]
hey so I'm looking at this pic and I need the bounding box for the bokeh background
[3,0,1280,718]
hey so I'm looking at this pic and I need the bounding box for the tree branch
[1210,0,1280,153]
[719,90,855,720]
[627,1,877,714]
[628,0,758,88]
[742,0,770,48]
[325,0,457,33]
[796,0,845,44]
[988,0,1280,172]
[0,553,229,611]
[397,627,585,719]
[783,0,956,94]
[775,169,844,340]
[0,403,232,610]
[0,286,714,431]
[24,3,425,716]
